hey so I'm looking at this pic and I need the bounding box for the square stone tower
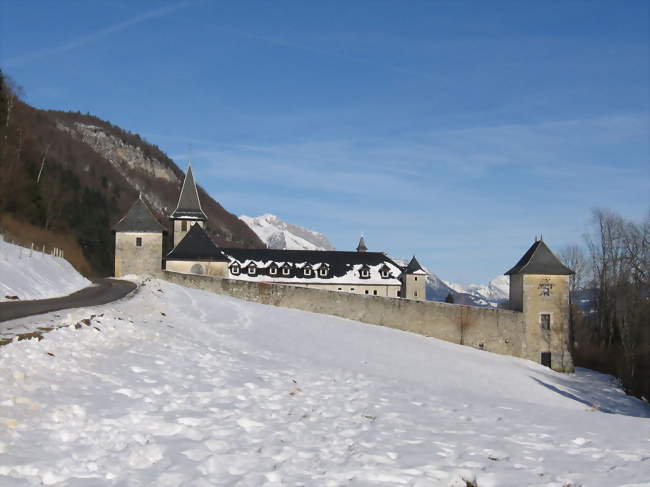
[402,255,427,301]
[506,239,574,372]
[170,164,207,247]
[112,196,165,277]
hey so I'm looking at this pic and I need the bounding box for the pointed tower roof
[171,164,207,220]
[405,255,426,274]
[166,223,227,261]
[112,196,165,233]
[505,239,574,275]
[356,236,368,252]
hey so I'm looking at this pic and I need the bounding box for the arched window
[190,263,204,275]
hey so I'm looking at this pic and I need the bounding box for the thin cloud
[5,2,196,68]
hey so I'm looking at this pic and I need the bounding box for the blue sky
[1,1,648,284]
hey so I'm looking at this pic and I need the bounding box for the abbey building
[113,165,427,300]
[112,165,574,372]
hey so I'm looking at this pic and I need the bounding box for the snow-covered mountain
[240,214,336,251]
[444,275,510,307]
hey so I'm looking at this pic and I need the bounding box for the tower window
[373,290,378,295]
[181,221,187,231]
[414,276,418,281]
[414,291,418,297]
[541,314,551,330]
[365,290,369,294]
[136,237,142,247]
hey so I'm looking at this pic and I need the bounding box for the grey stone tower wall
[403,274,426,301]
[114,232,163,278]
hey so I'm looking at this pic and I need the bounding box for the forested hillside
[0,72,263,276]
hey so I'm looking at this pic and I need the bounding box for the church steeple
[171,164,207,221]
[356,236,367,252]
[171,164,207,247]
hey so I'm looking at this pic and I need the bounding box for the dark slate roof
[171,164,207,220]
[222,248,401,278]
[505,240,574,275]
[166,223,228,262]
[405,255,424,273]
[112,197,165,233]
[356,236,368,252]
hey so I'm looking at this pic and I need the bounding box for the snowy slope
[1,279,649,486]
[240,214,335,251]
[0,237,90,302]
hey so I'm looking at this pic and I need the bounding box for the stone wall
[161,270,528,360]
[115,232,162,278]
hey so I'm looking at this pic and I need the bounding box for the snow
[1,278,649,486]
[445,276,510,306]
[240,214,336,251]
[0,237,91,302]
[228,258,402,286]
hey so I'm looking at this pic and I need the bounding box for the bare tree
[580,208,650,398]
[559,244,588,293]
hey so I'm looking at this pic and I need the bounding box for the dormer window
[319,265,329,277]
[303,266,313,277]
[269,265,278,276]
[282,264,291,276]
[380,265,391,278]
[360,266,370,279]
[248,264,257,276]
[230,264,241,276]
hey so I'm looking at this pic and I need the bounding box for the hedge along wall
[161,270,527,360]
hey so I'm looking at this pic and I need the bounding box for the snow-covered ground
[1,279,649,486]
[0,237,91,302]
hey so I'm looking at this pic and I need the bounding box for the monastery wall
[160,270,528,361]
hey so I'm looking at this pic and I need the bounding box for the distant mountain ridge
[240,214,336,251]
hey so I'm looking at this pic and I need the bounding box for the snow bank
[0,279,648,486]
[0,236,91,302]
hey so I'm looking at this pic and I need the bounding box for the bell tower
[171,164,207,247]
[506,238,574,372]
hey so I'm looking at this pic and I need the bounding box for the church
[113,165,427,300]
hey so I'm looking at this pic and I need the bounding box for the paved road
[0,278,137,323]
